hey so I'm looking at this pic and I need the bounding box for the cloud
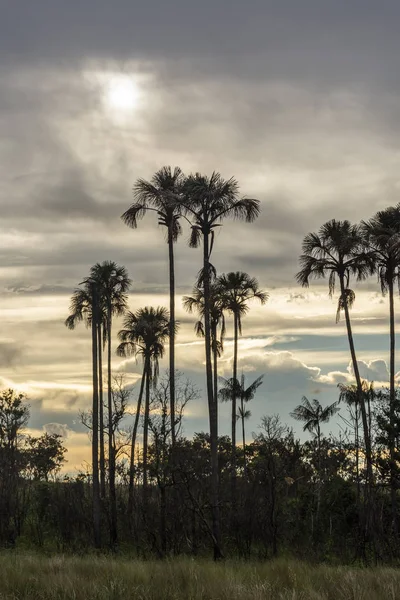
[43,423,71,438]
[354,359,390,383]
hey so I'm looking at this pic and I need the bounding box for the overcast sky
[1,1,399,471]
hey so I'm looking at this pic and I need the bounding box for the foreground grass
[0,553,399,600]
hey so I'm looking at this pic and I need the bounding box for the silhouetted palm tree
[296,219,375,486]
[89,261,131,547]
[219,373,264,476]
[183,283,226,411]
[362,204,400,534]
[216,271,267,499]
[65,281,102,548]
[180,172,260,559]
[117,307,171,502]
[291,396,339,520]
[122,167,184,447]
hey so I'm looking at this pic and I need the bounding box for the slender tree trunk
[160,484,167,556]
[241,396,247,477]
[203,231,222,560]
[143,361,151,491]
[168,229,176,448]
[107,307,117,548]
[128,363,147,514]
[91,289,101,548]
[316,424,321,523]
[212,323,219,435]
[355,403,360,510]
[388,279,398,536]
[340,278,373,533]
[231,313,238,510]
[98,324,106,499]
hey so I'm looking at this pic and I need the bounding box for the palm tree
[65,280,102,548]
[183,283,226,411]
[291,396,339,520]
[362,204,400,534]
[117,307,171,502]
[89,261,131,548]
[219,373,264,476]
[122,167,184,447]
[296,219,375,488]
[215,272,268,500]
[180,172,260,559]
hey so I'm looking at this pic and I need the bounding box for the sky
[1,0,400,472]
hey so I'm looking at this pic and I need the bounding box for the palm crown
[116,307,171,382]
[296,219,375,322]
[219,374,264,408]
[122,166,185,242]
[361,204,400,294]
[290,396,340,435]
[183,283,226,353]
[181,172,260,251]
[215,271,268,334]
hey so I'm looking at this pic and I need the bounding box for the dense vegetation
[2,167,400,567]
[1,553,400,600]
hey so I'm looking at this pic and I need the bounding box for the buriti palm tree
[183,283,226,410]
[215,271,267,501]
[219,373,264,476]
[89,261,131,547]
[362,204,400,534]
[117,307,171,504]
[296,219,375,487]
[291,396,339,520]
[122,167,184,447]
[65,279,102,548]
[180,172,260,559]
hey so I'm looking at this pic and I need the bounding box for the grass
[0,553,399,599]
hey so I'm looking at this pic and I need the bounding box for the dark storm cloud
[2,1,400,88]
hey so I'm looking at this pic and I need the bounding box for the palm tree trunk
[316,423,321,523]
[107,306,118,548]
[388,279,398,536]
[212,323,218,429]
[340,279,373,495]
[355,403,360,510]
[168,228,176,447]
[98,324,106,500]
[91,290,101,548]
[128,362,147,513]
[241,397,247,478]
[203,231,222,560]
[231,313,238,509]
[143,361,151,491]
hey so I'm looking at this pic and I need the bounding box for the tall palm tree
[180,172,260,559]
[219,373,264,476]
[215,272,268,501]
[291,396,340,520]
[296,219,375,487]
[122,167,185,447]
[362,204,400,534]
[89,261,131,547]
[117,307,171,502]
[183,283,226,411]
[65,280,102,548]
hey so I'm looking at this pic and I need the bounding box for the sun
[106,75,140,111]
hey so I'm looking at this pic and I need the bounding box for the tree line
[1,167,400,562]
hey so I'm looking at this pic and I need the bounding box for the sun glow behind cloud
[105,75,141,111]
